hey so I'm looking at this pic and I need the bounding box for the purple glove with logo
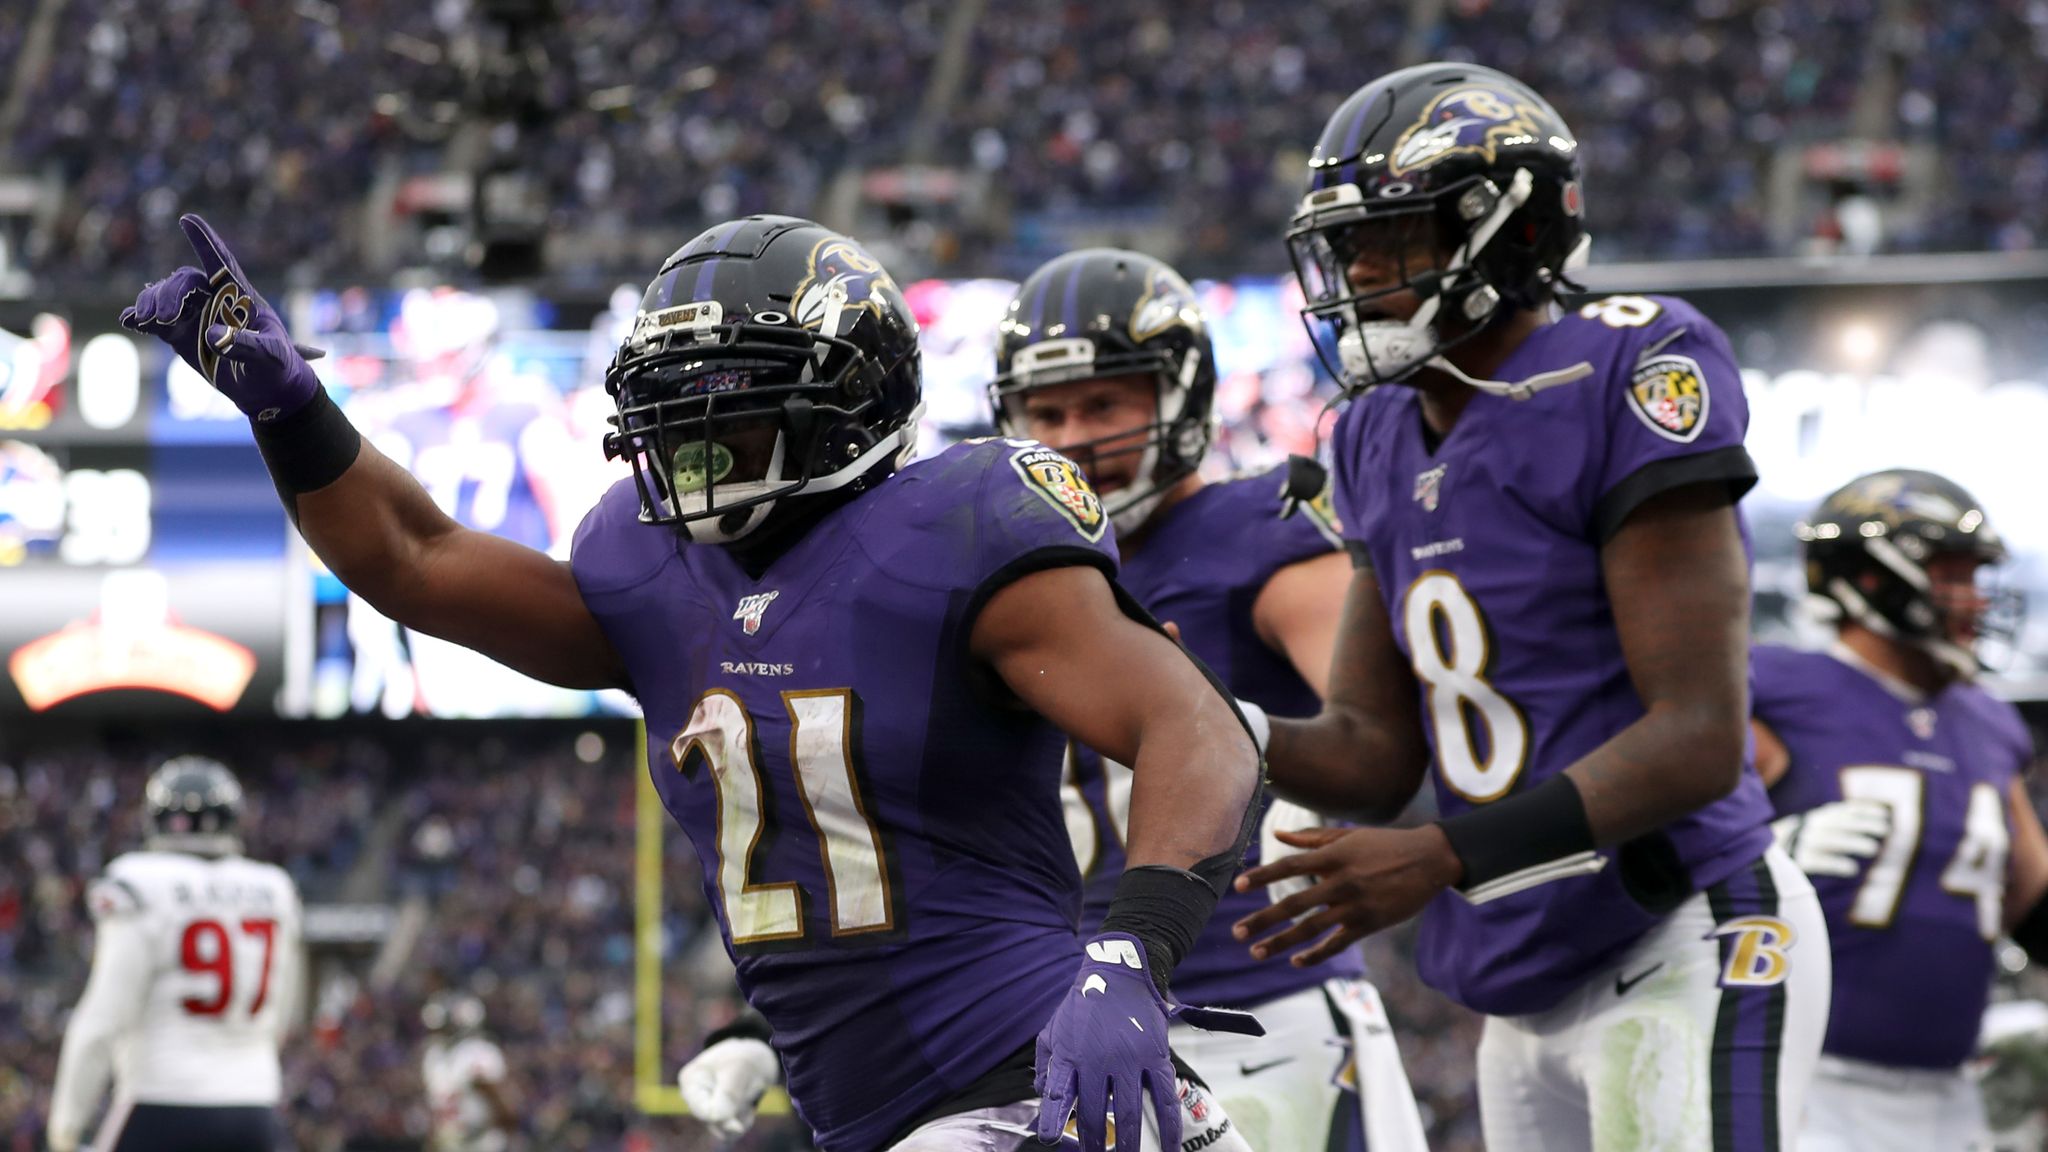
[1033,933,1261,1152]
[118,214,325,423]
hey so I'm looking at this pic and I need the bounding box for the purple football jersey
[1328,294,1774,1016]
[571,437,1121,1151]
[1757,643,2032,1068]
[1072,468,1366,1007]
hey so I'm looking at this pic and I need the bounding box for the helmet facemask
[1291,168,1589,401]
[1807,529,2026,681]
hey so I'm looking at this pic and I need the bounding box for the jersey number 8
[1404,571,1529,803]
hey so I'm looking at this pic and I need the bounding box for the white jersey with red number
[75,851,300,1104]
[422,1035,509,1152]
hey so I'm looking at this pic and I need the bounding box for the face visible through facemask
[662,407,790,541]
[1013,372,1159,502]
[1336,212,1446,324]
[1925,551,1993,649]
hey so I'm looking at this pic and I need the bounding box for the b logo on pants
[1711,915,1796,987]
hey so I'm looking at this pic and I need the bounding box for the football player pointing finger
[122,214,1264,1152]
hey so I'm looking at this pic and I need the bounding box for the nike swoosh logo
[1614,962,1664,997]
[1083,974,1108,996]
[1237,1057,1295,1077]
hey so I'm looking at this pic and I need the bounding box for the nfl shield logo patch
[1626,353,1709,443]
[1413,464,1448,512]
[733,591,779,635]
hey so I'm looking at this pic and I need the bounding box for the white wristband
[1235,700,1271,757]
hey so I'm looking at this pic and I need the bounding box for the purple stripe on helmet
[1029,262,1056,333]
[690,218,748,303]
[1059,255,1086,335]
[1333,90,1380,188]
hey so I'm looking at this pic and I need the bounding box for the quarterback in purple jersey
[1230,63,1831,1150]
[119,214,1267,1152]
[1753,470,2048,1152]
[990,247,1429,1152]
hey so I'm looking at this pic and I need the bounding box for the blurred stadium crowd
[0,728,766,1151]
[3,0,2046,287]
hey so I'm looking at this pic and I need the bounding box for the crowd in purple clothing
[5,0,2044,287]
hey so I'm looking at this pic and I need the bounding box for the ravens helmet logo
[1389,86,1548,177]
[792,238,901,337]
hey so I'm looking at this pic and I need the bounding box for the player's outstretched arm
[120,215,624,690]
[289,446,624,688]
[973,564,1263,1152]
[1260,569,1430,822]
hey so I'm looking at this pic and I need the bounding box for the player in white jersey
[47,757,302,1152]
[420,992,516,1152]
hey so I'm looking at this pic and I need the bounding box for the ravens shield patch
[1625,353,1709,443]
[1011,445,1107,542]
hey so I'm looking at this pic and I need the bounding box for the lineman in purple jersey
[1229,63,1831,1150]
[119,213,1267,1152]
[1752,470,2048,1152]
[989,248,1429,1152]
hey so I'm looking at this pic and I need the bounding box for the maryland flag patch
[1626,353,1709,443]
[1011,444,1107,542]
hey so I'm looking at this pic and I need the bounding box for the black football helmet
[1289,62,1591,396]
[145,755,243,855]
[604,216,924,544]
[1798,469,2021,677]
[989,249,1216,535]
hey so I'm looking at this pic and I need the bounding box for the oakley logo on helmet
[792,238,899,337]
[1390,86,1549,177]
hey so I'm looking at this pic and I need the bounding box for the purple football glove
[1033,933,1261,1152]
[118,214,325,423]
